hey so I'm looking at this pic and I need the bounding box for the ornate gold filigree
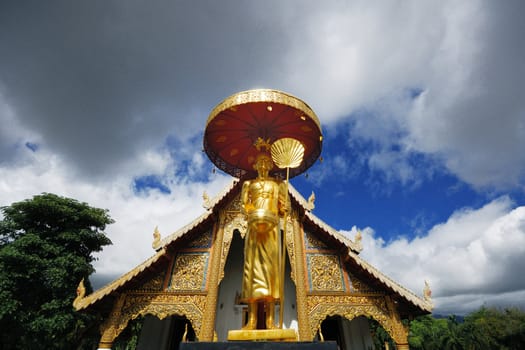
[98,293,128,347]
[304,231,327,249]
[293,218,311,340]
[102,292,206,345]
[308,254,344,292]
[285,213,297,283]
[385,295,410,345]
[220,213,246,281]
[347,272,374,293]
[200,221,224,340]
[305,294,409,346]
[206,89,321,132]
[307,295,391,340]
[169,253,209,291]
[138,270,165,291]
[188,229,212,248]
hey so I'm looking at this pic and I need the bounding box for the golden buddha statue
[240,151,288,330]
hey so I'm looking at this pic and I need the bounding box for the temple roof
[76,179,432,314]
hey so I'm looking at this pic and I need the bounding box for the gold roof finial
[423,280,432,302]
[203,191,212,209]
[306,191,316,211]
[152,226,161,250]
[73,278,86,309]
[354,229,363,252]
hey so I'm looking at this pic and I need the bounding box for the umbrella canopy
[204,89,323,179]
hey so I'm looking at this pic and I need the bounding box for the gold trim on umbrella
[206,89,321,131]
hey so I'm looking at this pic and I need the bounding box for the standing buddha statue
[240,140,288,330]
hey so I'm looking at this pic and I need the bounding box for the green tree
[409,315,449,350]
[439,315,463,350]
[368,317,395,349]
[463,306,525,350]
[0,193,113,349]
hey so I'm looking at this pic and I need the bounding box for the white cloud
[345,197,525,314]
[0,146,232,279]
[1,1,524,189]
[280,1,525,189]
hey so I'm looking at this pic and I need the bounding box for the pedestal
[180,341,338,350]
[228,328,297,341]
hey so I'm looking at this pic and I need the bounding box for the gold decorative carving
[308,254,344,292]
[98,293,128,347]
[188,229,212,248]
[220,213,245,281]
[201,221,224,340]
[285,212,298,283]
[307,295,397,341]
[224,193,243,213]
[348,272,374,293]
[293,217,311,340]
[304,231,327,249]
[385,295,410,345]
[101,292,206,344]
[138,270,165,291]
[169,253,209,291]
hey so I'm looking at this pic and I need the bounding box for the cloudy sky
[1,1,524,316]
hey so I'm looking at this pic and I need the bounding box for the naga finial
[423,280,432,302]
[354,229,363,252]
[73,278,86,309]
[203,191,212,209]
[152,226,161,250]
[306,191,316,211]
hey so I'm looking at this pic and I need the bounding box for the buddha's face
[254,154,273,177]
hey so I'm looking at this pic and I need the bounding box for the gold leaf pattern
[169,253,208,291]
[308,254,344,292]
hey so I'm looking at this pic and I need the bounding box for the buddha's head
[253,153,273,178]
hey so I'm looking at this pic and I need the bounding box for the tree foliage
[408,306,525,350]
[0,193,113,349]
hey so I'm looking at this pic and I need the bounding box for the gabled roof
[76,179,432,314]
[75,248,167,310]
[75,180,239,311]
[347,249,433,312]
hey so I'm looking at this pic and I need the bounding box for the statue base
[227,328,297,341]
[180,341,338,350]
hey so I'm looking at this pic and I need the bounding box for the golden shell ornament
[271,138,305,169]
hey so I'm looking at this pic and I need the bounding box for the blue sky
[1,1,524,316]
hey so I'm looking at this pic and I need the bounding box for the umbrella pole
[279,166,290,329]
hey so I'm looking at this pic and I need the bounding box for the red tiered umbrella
[203,89,323,179]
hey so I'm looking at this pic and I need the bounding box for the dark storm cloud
[0,1,296,177]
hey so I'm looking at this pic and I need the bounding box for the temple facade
[74,180,433,349]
